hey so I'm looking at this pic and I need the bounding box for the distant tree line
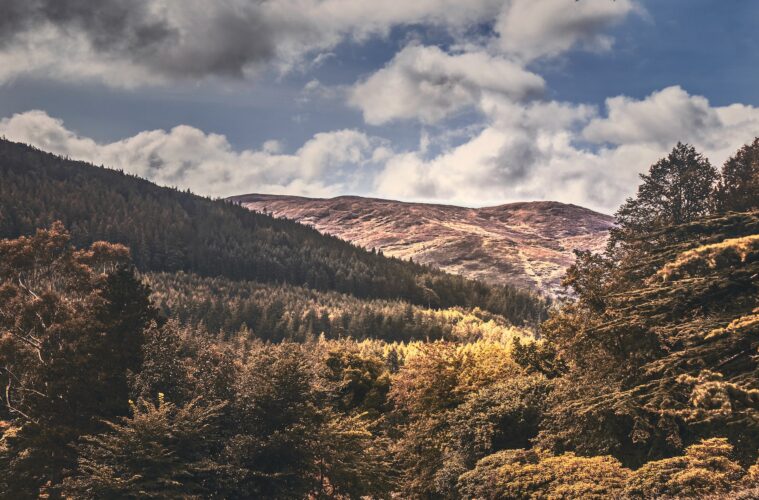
[147,271,531,343]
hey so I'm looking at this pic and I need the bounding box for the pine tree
[612,142,718,256]
[63,395,225,499]
[536,140,758,467]
[0,224,156,496]
[716,137,759,212]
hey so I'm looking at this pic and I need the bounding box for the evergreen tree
[63,395,226,499]
[612,142,718,254]
[536,140,758,467]
[459,448,630,499]
[716,137,759,212]
[624,438,745,498]
[0,224,155,496]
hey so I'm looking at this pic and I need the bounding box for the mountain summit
[230,194,615,295]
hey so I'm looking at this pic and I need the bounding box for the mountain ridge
[230,193,616,295]
[232,192,602,212]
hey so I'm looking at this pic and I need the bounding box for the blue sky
[1,0,757,212]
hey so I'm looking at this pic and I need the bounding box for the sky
[0,0,758,213]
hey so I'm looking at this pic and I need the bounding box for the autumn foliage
[0,136,758,497]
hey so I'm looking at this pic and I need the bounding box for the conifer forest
[1,137,758,498]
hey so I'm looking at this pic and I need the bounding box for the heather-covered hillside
[231,194,614,296]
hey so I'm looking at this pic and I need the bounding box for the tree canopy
[1,137,758,497]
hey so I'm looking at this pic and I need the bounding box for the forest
[0,139,546,327]
[0,138,758,498]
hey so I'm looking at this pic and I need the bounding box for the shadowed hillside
[0,139,546,325]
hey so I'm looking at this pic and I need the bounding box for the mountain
[0,139,546,325]
[229,194,615,295]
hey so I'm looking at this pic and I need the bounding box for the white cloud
[349,44,545,125]
[0,110,384,198]
[5,83,758,214]
[583,86,759,165]
[494,0,640,62]
[373,124,658,212]
[583,86,721,146]
[0,0,640,88]
[344,1,641,125]
[0,26,163,88]
[373,100,606,207]
[0,0,503,87]
[373,88,759,212]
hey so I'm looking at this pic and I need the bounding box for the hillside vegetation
[231,193,614,295]
[0,138,758,498]
[0,139,545,326]
[147,271,530,343]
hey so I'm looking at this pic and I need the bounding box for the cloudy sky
[1,0,758,213]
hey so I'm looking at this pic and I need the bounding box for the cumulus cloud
[494,0,640,62]
[0,0,273,85]
[349,44,545,125]
[583,86,719,146]
[344,1,641,125]
[0,0,642,87]
[0,0,505,86]
[0,110,385,197]
[373,100,604,206]
[0,0,172,51]
[5,83,758,214]
[582,86,759,156]
[372,121,653,212]
[373,88,759,212]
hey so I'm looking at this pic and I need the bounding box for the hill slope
[230,194,614,295]
[0,139,545,325]
[147,271,531,343]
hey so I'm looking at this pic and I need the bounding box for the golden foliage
[459,448,630,499]
[416,307,531,343]
[461,438,754,499]
[624,438,744,498]
[742,458,759,488]
[657,234,759,280]
[706,308,759,339]
[676,371,759,419]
